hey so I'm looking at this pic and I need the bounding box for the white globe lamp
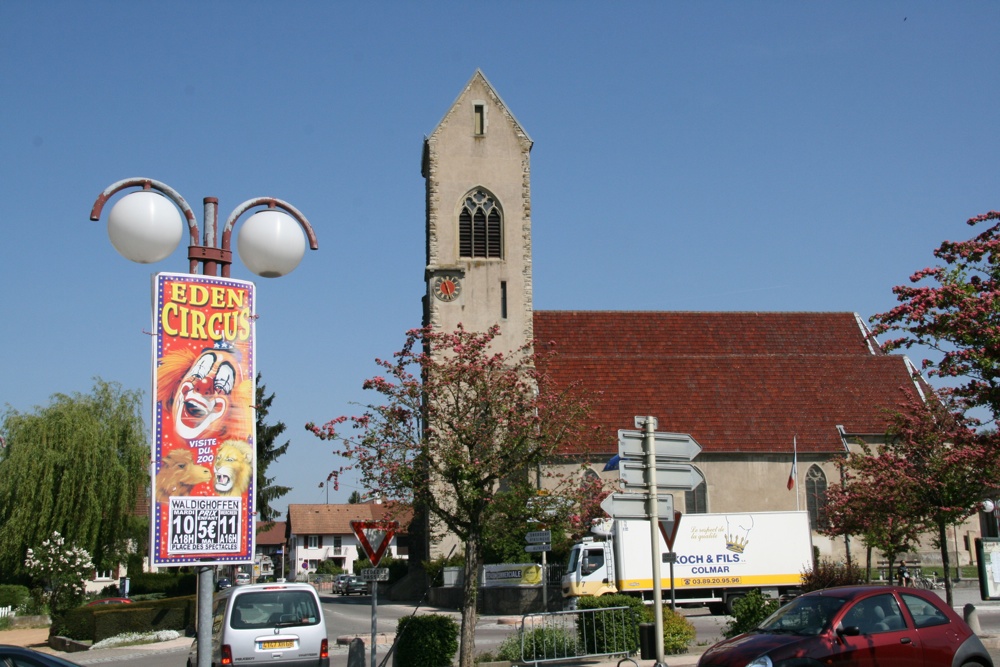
[237,209,306,278]
[984,500,996,513]
[107,191,184,263]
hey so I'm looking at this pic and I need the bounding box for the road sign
[350,520,398,566]
[659,511,682,551]
[619,461,701,491]
[525,530,552,544]
[618,430,702,461]
[600,492,673,519]
[525,543,551,553]
[361,567,390,581]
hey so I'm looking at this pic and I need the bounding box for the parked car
[697,585,993,667]
[0,645,84,666]
[86,597,133,606]
[333,574,351,594]
[216,577,232,591]
[235,572,251,585]
[187,582,328,667]
[342,576,368,596]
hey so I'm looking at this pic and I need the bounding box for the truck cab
[562,537,617,599]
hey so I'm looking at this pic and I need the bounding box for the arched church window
[684,468,708,514]
[459,189,502,259]
[806,465,829,529]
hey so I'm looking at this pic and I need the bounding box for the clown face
[172,348,242,440]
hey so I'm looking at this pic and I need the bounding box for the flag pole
[794,436,800,512]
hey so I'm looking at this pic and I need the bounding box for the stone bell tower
[422,69,534,348]
[419,70,535,559]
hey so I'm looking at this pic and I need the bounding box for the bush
[395,614,459,667]
[51,596,195,641]
[658,607,696,655]
[0,585,30,610]
[722,590,780,638]
[497,626,579,662]
[575,594,645,655]
[801,559,864,592]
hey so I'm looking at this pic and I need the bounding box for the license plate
[260,640,295,650]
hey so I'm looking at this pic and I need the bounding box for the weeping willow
[0,379,148,576]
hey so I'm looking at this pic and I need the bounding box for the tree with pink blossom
[308,324,599,667]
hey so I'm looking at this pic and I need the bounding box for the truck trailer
[562,511,813,614]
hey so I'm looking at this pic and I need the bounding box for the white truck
[562,511,813,614]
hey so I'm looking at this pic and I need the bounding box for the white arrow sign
[618,430,702,461]
[525,543,551,553]
[619,461,701,491]
[600,492,674,519]
[525,530,552,544]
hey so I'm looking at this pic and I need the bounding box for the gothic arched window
[684,468,708,514]
[806,465,829,529]
[459,189,502,259]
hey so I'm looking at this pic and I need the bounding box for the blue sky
[2,2,998,511]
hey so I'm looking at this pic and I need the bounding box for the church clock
[432,275,462,302]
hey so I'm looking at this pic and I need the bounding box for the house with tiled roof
[286,502,412,579]
[418,71,977,567]
[256,521,287,580]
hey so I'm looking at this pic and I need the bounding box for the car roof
[803,585,941,603]
[219,582,318,597]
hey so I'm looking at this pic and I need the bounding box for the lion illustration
[156,448,213,503]
[214,440,253,497]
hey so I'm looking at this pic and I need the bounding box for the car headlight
[746,656,772,667]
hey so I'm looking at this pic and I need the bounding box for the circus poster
[150,272,256,567]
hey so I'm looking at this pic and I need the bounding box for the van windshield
[565,547,580,575]
[231,590,321,629]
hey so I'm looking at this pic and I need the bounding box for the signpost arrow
[525,543,551,553]
[617,430,702,462]
[600,492,674,519]
[619,461,702,491]
[525,530,552,544]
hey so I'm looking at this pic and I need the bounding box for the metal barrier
[516,605,639,666]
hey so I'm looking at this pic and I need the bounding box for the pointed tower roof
[425,69,532,148]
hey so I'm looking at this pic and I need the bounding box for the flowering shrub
[24,532,93,615]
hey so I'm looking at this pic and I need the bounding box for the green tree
[0,379,147,576]
[348,490,363,504]
[255,373,291,522]
[308,325,591,667]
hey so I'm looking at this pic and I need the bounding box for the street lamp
[90,177,317,667]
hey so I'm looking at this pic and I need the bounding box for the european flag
[603,454,620,472]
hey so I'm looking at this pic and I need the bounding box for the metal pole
[197,565,213,667]
[370,577,378,667]
[644,417,666,666]
[541,550,548,611]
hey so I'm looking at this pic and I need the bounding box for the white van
[188,582,329,667]
[235,571,251,585]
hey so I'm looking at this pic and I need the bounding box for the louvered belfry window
[459,189,502,259]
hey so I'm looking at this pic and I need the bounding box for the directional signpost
[598,417,702,667]
[350,520,398,667]
[525,529,552,608]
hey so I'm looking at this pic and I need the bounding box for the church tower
[422,70,533,347]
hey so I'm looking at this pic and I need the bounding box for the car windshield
[757,595,847,636]
[231,590,321,629]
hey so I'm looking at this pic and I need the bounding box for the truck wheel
[708,602,726,616]
[725,594,745,616]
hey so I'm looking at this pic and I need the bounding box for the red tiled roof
[533,311,921,456]
[256,521,286,545]
[287,502,413,536]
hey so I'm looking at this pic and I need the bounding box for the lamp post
[90,177,317,667]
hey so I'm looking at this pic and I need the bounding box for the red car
[698,585,993,667]
[86,597,133,606]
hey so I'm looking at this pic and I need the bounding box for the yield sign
[658,511,682,551]
[350,520,398,566]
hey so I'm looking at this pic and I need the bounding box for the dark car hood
[701,631,820,665]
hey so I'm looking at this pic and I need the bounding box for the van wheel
[725,594,745,615]
[708,603,726,616]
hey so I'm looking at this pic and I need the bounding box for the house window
[806,465,829,529]
[459,189,502,259]
[500,281,507,319]
[333,536,342,555]
[474,104,485,135]
[94,569,115,581]
[307,535,319,549]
